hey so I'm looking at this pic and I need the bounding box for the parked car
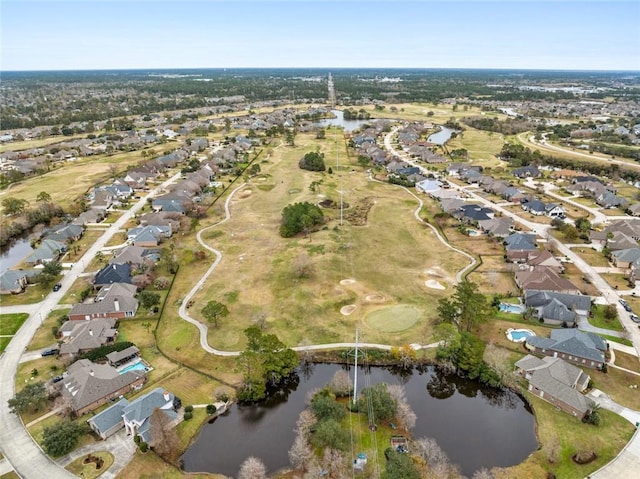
[630,313,640,323]
[52,283,62,292]
[51,376,64,383]
[41,348,59,357]
[619,299,632,312]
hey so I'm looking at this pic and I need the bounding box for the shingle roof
[87,397,129,435]
[122,387,177,443]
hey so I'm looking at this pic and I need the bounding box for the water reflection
[181,363,536,477]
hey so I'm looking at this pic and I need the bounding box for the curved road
[0,173,182,479]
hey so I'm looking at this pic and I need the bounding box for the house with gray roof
[58,318,118,359]
[87,398,130,440]
[525,329,607,370]
[478,217,514,238]
[110,246,160,267]
[94,263,132,287]
[61,359,146,416]
[122,388,178,443]
[513,166,541,178]
[0,270,40,295]
[611,248,640,269]
[127,225,171,247]
[515,355,593,418]
[627,203,640,217]
[68,282,138,321]
[454,204,494,224]
[106,346,140,368]
[597,191,627,209]
[524,289,591,326]
[504,233,538,252]
[24,239,67,266]
[44,223,84,243]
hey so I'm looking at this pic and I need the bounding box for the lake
[313,109,381,132]
[0,238,34,274]
[181,363,537,477]
[427,126,457,145]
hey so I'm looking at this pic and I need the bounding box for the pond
[181,363,537,477]
[427,126,458,145]
[313,109,383,132]
[0,238,34,274]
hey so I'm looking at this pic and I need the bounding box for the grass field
[365,305,421,332]
[0,313,29,336]
[588,305,624,332]
[65,451,114,479]
[570,247,610,268]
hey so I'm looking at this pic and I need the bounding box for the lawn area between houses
[27,308,68,351]
[601,335,633,347]
[600,273,633,291]
[65,451,114,479]
[116,448,219,479]
[613,350,640,373]
[589,304,624,332]
[0,282,52,306]
[570,247,610,268]
[591,364,640,410]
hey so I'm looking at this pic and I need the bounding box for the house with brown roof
[61,359,146,416]
[515,355,593,418]
[515,266,580,294]
[68,283,138,321]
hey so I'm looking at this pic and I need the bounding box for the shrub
[139,441,148,452]
[298,151,326,171]
[206,404,216,415]
[76,341,136,362]
[184,405,194,413]
[184,410,193,421]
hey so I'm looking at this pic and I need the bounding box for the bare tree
[251,310,268,330]
[289,432,313,470]
[414,436,462,479]
[542,434,561,464]
[292,253,313,279]
[483,342,512,385]
[473,468,495,479]
[328,370,353,398]
[294,409,316,436]
[149,408,179,460]
[322,448,347,479]
[387,384,416,430]
[237,456,267,479]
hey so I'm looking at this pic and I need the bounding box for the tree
[603,304,617,321]
[138,291,161,310]
[292,253,313,279]
[298,151,326,171]
[575,216,592,234]
[237,327,298,402]
[315,128,325,139]
[437,280,490,332]
[238,456,267,479]
[357,155,370,168]
[310,393,346,422]
[201,300,229,328]
[285,129,296,146]
[42,421,87,457]
[387,385,416,430]
[382,450,421,479]
[280,202,324,238]
[328,370,352,397]
[2,197,28,215]
[36,191,52,203]
[357,383,397,423]
[310,419,349,451]
[289,432,313,470]
[8,382,48,414]
[149,408,179,460]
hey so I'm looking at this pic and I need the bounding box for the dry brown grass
[570,247,610,268]
[613,351,640,373]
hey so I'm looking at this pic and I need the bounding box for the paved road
[0,172,182,479]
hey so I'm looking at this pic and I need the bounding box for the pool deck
[505,328,536,343]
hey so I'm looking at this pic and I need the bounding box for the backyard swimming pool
[506,328,535,343]
[499,303,524,313]
[118,360,151,375]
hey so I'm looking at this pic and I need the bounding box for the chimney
[89,370,94,376]
[114,298,120,312]
[89,329,94,336]
[163,391,170,402]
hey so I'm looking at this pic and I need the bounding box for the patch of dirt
[341,304,357,316]
[343,197,375,226]
[340,279,356,285]
[238,189,253,199]
[365,294,387,303]
[571,451,597,465]
[319,199,350,209]
[425,279,446,290]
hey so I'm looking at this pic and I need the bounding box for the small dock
[390,435,408,453]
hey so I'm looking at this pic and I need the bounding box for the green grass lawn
[65,451,114,479]
[588,305,624,332]
[602,335,634,347]
[0,313,29,335]
[365,305,421,332]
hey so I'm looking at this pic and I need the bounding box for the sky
[2,1,639,71]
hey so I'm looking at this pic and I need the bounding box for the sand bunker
[365,294,387,303]
[238,190,253,198]
[425,279,446,290]
[341,304,357,316]
[424,267,445,277]
[340,279,356,285]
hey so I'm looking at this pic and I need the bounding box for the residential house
[122,388,179,443]
[58,318,118,358]
[525,329,607,370]
[504,233,538,262]
[522,199,547,216]
[524,290,591,326]
[94,264,132,287]
[127,225,171,247]
[477,217,514,238]
[24,239,67,266]
[522,250,564,272]
[92,189,117,210]
[611,248,640,269]
[545,203,566,218]
[67,282,138,321]
[513,166,542,178]
[72,208,106,226]
[0,270,40,295]
[515,355,593,418]
[44,223,84,243]
[454,204,495,224]
[515,267,580,295]
[606,231,638,251]
[503,187,526,203]
[61,359,146,416]
[626,204,640,217]
[596,191,628,209]
[415,179,442,194]
[110,246,160,268]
